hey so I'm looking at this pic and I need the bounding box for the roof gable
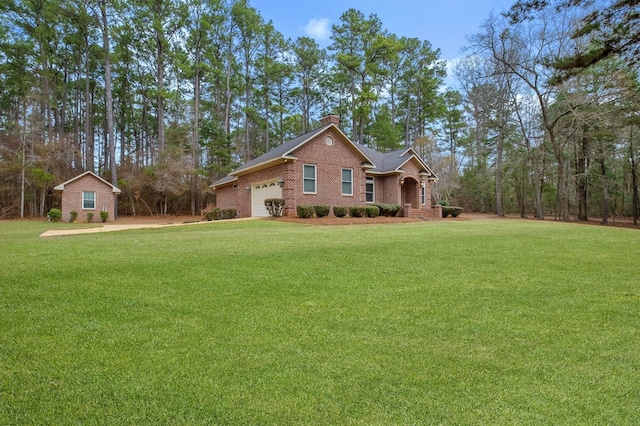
[54,171,121,193]
[355,144,436,177]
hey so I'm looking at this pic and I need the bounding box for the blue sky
[249,0,517,62]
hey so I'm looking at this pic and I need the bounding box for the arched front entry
[401,177,420,208]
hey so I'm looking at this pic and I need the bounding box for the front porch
[399,176,441,219]
[402,204,442,220]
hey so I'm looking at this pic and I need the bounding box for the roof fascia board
[231,155,297,177]
[210,176,238,189]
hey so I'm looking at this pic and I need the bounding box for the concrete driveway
[40,218,257,238]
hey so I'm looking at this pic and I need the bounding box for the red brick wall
[380,175,402,205]
[285,129,368,214]
[214,184,237,212]
[60,175,117,222]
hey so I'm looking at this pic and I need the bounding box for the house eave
[366,170,405,176]
[210,176,238,190]
[231,155,297,177]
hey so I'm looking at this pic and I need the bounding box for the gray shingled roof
[355,143,436,176]
[235,126,328,173]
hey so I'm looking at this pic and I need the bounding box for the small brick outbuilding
[54,171,120,222]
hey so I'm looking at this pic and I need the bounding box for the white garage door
[251,180,282,217]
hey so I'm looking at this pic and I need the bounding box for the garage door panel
[251,180,282,217]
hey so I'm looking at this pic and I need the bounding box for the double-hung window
[341,168,353,196]
[82,191,96,209]
[303,164,317,193]
[421,186,426,205]
[366,177,374,203]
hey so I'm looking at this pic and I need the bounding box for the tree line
[440,0,639,223]
[0,0,446,218]
[0,0,638,222]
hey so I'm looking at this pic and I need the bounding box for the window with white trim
[421,186,426,205]
[366,177,374,203]
[303,164,316,193]
[82,191,96,209]
[341,168,353,195]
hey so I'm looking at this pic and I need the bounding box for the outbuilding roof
[54,171,121,193]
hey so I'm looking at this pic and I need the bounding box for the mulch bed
[273,216,423,225]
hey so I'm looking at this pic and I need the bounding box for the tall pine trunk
[101,2,116,187]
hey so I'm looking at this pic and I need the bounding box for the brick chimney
[320,114,340,127]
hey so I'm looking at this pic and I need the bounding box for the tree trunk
[100,1,117,217]
[599,138,609,225]
[530,150,545,220]
[495,127,504,217]
[550,126,570,221]
[157,34,165,156]
[192,49,201,216]
[20,103,26,218]
[84,41,93,171]
[576,135,589,221]
[630,131,638,225]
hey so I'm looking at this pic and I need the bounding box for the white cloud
[303,18,331,41]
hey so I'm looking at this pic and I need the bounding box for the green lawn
[1,218,639,424]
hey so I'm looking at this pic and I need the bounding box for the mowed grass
[1,218,639,424]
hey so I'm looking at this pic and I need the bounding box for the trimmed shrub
[373,203,401,217]
[204,208,220,221]
[313,205,330,218]
[439,200,450,206]
[365,205,380,218]
[86,212,94,223]
[204,208,237,220]
[221,209,237,219]
[296,205,315,218]
[48,208,62,222]
[348,206,366,217]
[100,211,109,222]
[442,206,464,218]
[333,206,348,217]
[265,198,285,218]
[200,203,216,219]
[69,211,78,223]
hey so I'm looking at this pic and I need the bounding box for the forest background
[0,0,638,222]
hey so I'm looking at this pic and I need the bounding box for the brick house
[210,115,441,219]
[54,171,121,222]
